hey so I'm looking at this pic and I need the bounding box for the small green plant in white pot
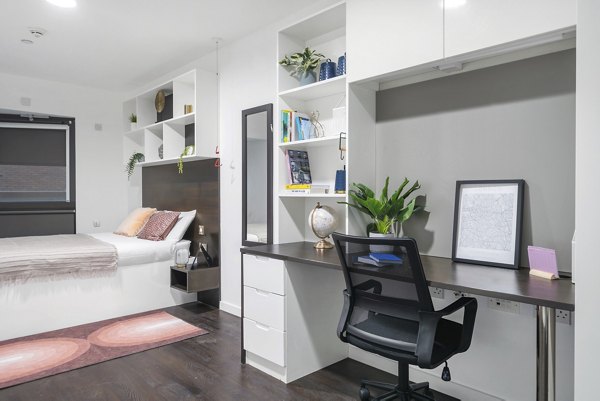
[279,47,324,85]
[339,177,422,250]
[129,113,137,130]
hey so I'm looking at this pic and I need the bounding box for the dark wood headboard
[142,159,220,306]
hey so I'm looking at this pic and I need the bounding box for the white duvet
[89,233,180,267]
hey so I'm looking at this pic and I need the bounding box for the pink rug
[0,310,207,389]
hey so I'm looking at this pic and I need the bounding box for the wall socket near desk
[430,287,444,299]
[487,298,520,314]
[556,309,572,325]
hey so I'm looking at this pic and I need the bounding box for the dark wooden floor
[0,303,455,401]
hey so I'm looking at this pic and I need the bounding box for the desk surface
[241,242,575,311]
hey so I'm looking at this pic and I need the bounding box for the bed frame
[0,160,220,341]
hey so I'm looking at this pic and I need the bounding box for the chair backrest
[332,233,434,323]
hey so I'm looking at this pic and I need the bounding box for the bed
[0,232,196,341]
[0,159,220,341]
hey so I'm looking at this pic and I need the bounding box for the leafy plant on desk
[279,47,325,78]
[339,177,422,236]
[125,152,144,179]
[177,145,195,174]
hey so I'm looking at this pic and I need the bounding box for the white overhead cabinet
[346,0,443,83]
[443,0,576,57]
[123,69,218,168]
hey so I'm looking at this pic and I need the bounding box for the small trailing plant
[339,177,422,235]
[279,47,324,78]
[125,152,144,179]
[128,113,137,123]
[178,145,195,174]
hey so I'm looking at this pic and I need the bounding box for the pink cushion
[137,211,181,241]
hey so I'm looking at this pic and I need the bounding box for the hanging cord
[214,37,223,168]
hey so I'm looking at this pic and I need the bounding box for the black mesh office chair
[332,233,477,401]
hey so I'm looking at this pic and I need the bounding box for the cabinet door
[445,0,576,57]
[347,0,443,82]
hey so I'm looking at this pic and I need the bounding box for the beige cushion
[114,207,157,237]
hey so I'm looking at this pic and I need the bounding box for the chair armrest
[337,290,352,342]
[415,297,478,368]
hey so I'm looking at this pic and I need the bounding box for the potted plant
[177,145,195,174]
[279,47,325,85]
[339,177,422,249]
[129,113,137,130]
[125,152,144,179]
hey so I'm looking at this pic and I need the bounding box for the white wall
[0,72,127,233]
[574,1,600,399]
[124,0,339,316]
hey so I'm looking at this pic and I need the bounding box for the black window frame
[0,113,76,212]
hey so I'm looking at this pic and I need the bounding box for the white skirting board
[0,261,196,341]
[348,346,503,401]
[219,300,241,317]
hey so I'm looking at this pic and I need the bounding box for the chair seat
[346,313,464,368]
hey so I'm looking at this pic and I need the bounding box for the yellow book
[285,184,311,190]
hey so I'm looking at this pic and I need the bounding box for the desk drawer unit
[243,254,285,295]
[243,318,286,367]
[244,286,285,331]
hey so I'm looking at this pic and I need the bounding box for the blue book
[369,253,403,264]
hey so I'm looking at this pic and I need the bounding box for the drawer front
[243,254,285,295]
[243,318,286,367]
[244,286,285,331]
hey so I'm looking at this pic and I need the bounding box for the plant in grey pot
[279,47,324,85]
[339,177,422,250]
[125,152,144,179]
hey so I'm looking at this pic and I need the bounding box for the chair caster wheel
[359,386,370,401]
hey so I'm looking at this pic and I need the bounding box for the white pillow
[165,210,197,241]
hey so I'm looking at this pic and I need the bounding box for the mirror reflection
[242,104,272,246]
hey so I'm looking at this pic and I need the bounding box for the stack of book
[356,253,404,267]
[281,109,312,143]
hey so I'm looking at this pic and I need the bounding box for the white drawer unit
[243,318,286,367]
[243,254,285,295]
[244,286,285,331]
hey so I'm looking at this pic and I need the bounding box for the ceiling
[0,0,322,91]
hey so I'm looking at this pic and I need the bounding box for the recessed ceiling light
[444,0,467,9]
[46,0,77,8]
[21,39,34,45]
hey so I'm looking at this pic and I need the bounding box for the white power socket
[487,298,520,314]
[556,309,571,325]
[430,287,444,299]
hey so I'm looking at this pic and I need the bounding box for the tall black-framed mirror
[242,104,273,246]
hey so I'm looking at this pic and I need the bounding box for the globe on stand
[308,202,338,249]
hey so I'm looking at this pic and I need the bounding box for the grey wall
[376,49,575,270]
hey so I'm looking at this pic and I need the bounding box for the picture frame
[452,179,525,269]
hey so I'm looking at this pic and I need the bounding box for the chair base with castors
[358,362,435,401]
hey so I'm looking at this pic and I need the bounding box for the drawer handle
[254,255,270,262]
[254,288,270,297]
[255,322,270,331]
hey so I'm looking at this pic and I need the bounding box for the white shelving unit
[122,69,218,168]
[275,1,348,244]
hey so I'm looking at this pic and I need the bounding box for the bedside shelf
[278,75,346,101]
[170,266,220,293]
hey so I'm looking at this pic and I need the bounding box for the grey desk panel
[241,242,575,311]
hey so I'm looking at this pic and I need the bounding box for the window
[0,115,75,211]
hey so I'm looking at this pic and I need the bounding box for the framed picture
[452,180,525,269]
